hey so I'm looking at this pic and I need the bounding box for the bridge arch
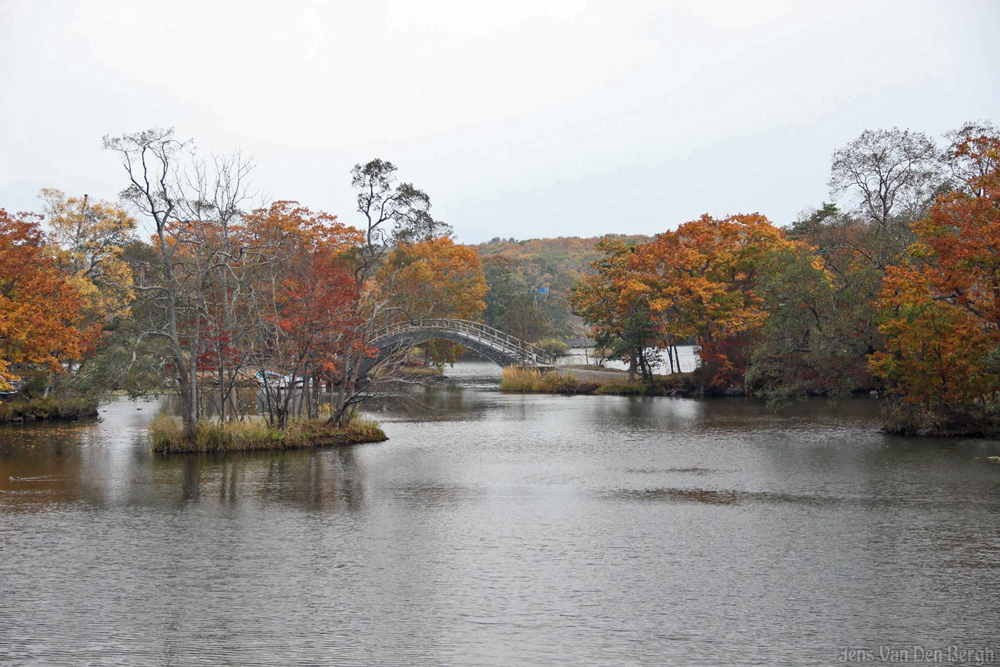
[366,319,554,370]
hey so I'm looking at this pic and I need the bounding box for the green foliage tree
[571,239,660,384]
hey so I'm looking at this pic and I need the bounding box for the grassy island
[501,366,699,397]
[150,414,387,454]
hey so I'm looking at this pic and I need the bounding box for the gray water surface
[2,360,999,665]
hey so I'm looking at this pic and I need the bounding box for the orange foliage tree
[240,202,365,426]
[377,236,489,365]
[0,210,92,391]
[869,135,1000,432]
[570,238,661,383]
[638,214,801,390]
[41,189,137,326]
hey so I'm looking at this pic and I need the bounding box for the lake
[2,359,999,665]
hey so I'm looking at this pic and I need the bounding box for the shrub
[880,397,998,436]
[536,338,570,358]
[0,396,99,422]
[150,414,183,451]
[537,372,585,393]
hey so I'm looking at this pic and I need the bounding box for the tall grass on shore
[150,414,387,454]
[501,366,692,396]
[500,367,599,394]
[499,366,543,392]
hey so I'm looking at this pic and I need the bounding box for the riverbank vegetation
[500,366,598,394]
[2,121,999,437]
[567,122,1000,435]
[0,397,99,423]
[500,366,697,397]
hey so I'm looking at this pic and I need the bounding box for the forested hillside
[472,235,649,342]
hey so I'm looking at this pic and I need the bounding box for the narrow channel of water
[1,360,999,665]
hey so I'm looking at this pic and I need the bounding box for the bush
[880,397,999,436]
[537,372,587,393]
[0,396,99,423]
[536,338,570,358]
[150,414,183,450]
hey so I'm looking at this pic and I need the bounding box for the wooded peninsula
[1,121,998,443]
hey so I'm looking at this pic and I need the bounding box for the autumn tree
[637,214,799,391]
[40,189,137,330]
[326,159,452,425]
[571,238,660,384]
[0,210,91,391]
[869,134,1000,434]
[943,120,1000,196]
[377,236,489,365]
[829,127,942,260]
[239,201,363,427]
[104,128,255,437]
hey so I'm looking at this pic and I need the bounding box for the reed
[500,366,543,392]
[500,367,599,394]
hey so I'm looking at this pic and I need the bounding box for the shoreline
[500,366,702,397]
[0,396,100,424]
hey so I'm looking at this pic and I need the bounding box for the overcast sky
[1,0,997,243]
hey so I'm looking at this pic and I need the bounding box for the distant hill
[472,234,651,290]
[469,234,651,341]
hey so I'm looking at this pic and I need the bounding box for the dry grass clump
[500,366,543,392]
[500,367,598,394]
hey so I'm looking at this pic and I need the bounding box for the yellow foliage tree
[41,189,137,325]
[378,236,489,364]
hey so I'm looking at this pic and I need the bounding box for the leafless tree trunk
[104,128,256,439]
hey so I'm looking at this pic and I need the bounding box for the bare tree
[104,128,255,438]
[944,120,1000,197]
[829,127,942,246]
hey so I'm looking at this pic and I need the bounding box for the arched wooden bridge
[367,319,555,369]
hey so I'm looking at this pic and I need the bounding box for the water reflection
[2,369,1000,665]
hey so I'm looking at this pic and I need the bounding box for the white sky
[1,0,997,242]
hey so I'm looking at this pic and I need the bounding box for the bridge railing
[368,318,555,366]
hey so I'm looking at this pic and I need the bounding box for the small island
[149,414,387,455]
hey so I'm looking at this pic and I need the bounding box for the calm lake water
[2,360,1000,666]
